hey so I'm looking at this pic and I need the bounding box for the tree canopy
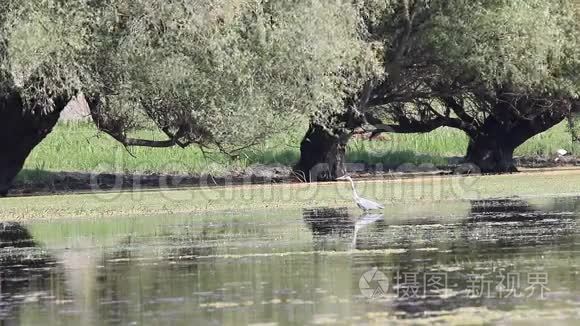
[361,0,580,127]
[296,0,580,177]
[381,0,580,171]
[2,0,378,152]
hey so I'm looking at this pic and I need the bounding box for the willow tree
[0,0,95,195]
[86,0,376,152]
[0,0,373,195]
[295,0,580,179]
[294,0,389,180]
[377,0,580,173]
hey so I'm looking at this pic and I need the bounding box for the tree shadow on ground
[11,168,293,196]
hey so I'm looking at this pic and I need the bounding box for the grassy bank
[3,170,580,220]
[18,121,580,183]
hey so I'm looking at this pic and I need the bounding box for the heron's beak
[336,176,348,181]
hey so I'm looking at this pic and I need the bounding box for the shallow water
[1,196,580,325]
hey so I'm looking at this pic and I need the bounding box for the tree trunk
[464,135,518,173]
[0,93,65,196]
[294,101,368,182]
[464,110,568,173]
[294,123,350,182]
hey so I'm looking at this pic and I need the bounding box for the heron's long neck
[349,179,359,198]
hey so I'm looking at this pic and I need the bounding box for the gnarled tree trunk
[294,104,367,181]
[463,110,568,173]
[465,135,518,173]
[0,92,66,196]
[294,123,350,182]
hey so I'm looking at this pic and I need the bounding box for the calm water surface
[1,196,580,325]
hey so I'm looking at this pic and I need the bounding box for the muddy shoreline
[6,155,579,198]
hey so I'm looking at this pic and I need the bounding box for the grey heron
[337,176,384,212]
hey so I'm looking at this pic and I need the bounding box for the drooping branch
[369,118,444,135]
[87,96,190,149]
[364,111,445,136]
[365,96,479,137]
[112,137,180,148]
[509,99,576,147]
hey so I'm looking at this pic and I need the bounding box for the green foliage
[355,0,580,155]
[3,0,97,105]
[1,0,377,152]
[2,0,580,163]
[88,0,379,152]
[425,0,580,95]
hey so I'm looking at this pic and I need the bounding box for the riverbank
[3,169,580,221]
[10,155,580,197]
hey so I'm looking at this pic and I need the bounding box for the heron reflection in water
[302,208,384,250]
[352,213,384,249]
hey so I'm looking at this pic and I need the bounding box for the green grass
[4,170,580,220]
[19,122,302,182]
[18,121,580,183]
[348,123,580,167]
